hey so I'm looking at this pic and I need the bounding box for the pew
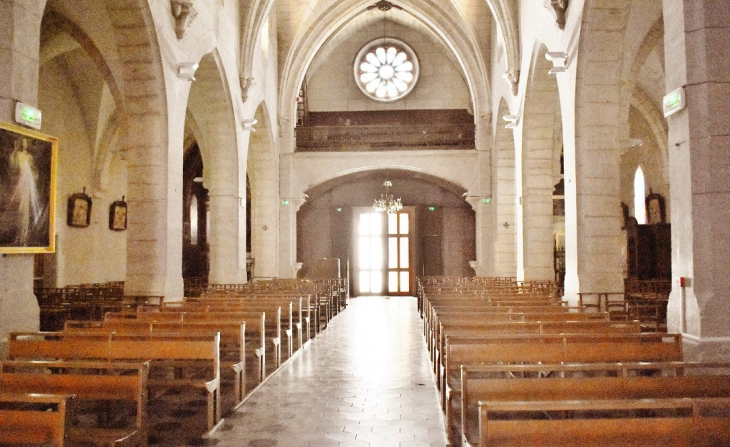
[432,320,642,380]
[130,308,281,371]
[65,319,252,402]
[182,294,311,347]
[8,331,223,435]
[441,332,684,415]
[0,392,73,446]
[157,299,297,359]
[0,360,149,446]
[477,397,730,447]
[459,361,730,446]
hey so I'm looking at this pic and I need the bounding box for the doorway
[353,207,413,296]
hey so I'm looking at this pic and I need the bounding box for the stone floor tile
[209,296,447,447]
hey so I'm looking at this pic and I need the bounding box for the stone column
[279,196,306,278]
[207,193,247,284]
[565,1,630,306]
[0,0,46,353]
[664,0,730,360]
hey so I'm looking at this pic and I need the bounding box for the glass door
[387,211,412,295]
[353,208,414,296]
[355,211,385,295]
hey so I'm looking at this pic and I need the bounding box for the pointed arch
[278,0,491,148]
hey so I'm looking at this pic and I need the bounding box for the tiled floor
[210,296,447,447]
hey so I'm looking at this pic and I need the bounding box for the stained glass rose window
[354,38,419,102]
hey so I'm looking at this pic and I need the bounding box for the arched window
[634,167,646,225]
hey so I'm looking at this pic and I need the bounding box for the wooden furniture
[0,392,74,446]
[8,331,222,434]
[478,397,730,447]
[459,361,730,446]
[0,360,149,446]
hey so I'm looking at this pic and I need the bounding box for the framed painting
[109,197,127,231]
[67,189,92,228]
[0,121,57,253]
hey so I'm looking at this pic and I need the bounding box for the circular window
[354,38,419,102]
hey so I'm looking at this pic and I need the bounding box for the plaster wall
[306,21,471,112]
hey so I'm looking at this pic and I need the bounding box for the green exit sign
[15,102,42,130]
[663,87,685,118]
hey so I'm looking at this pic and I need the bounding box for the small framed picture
[109,197,127,231]
[67,189,92,227]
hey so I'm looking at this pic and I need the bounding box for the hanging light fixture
[373,180,403,214]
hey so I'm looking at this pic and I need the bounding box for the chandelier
[373,180,403,214]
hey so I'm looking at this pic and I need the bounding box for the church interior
[0,0,729,445]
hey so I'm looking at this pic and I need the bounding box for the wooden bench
[158,299,298,359]
[441,332,684,415]
[0,360,149,446]
[8,331,223,435]
[183,295,311,345]
[182,295,312,348]
[478,397,730,447]
[432,320,642,379]
[65,319,252,403]
[0,392,74,446]
[459,361,730,446]
[131,308,281,372]
[427,308,610,359]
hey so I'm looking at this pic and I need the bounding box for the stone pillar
[279,196,305,278]
[278,153,302,278]
[124,115,185,300]
[0,0,46,353]
[208,194,246,284]
[664,0,730,360]
[565,1,630,306]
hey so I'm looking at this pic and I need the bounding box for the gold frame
[0,121,58,253]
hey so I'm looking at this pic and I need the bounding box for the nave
[210,296,447,447]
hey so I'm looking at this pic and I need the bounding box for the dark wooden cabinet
[627,223,671,279]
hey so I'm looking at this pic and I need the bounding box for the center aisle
[211,296,447,447]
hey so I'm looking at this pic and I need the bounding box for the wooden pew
[7,331,223,435]
[133,308,281,371]
[432,320,642,380]
[0,360,149,447]
[441,332,684,415]
[459,361,730,446]
[183,294,311,348]
[478,397,730,447]
[159,299,298,359]
[427,308,610,360]
[0,392,74,446]
[65,319,251,402]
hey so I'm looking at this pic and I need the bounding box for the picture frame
[67,188,92,228]
[0,121,57,253]
[109,196,127,231]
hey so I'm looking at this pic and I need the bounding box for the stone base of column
[682,337,730,362]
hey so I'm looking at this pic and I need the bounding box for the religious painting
[67,189,92,228]
[646,191,666,225]
[109,197,127,231]
[0,121,57,253]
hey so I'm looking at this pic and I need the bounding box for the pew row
[65,319,252,401]
[0,392,73,447]
[459,361,730,446]
[441,332,684,417]
[8,331,223,435]
[0,360,149,446]
[477,397,730,447]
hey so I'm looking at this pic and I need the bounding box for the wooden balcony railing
[295,123,476,152]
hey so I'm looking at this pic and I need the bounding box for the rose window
[354,38,419,102]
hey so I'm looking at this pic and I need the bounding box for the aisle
[210,296,447,447]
